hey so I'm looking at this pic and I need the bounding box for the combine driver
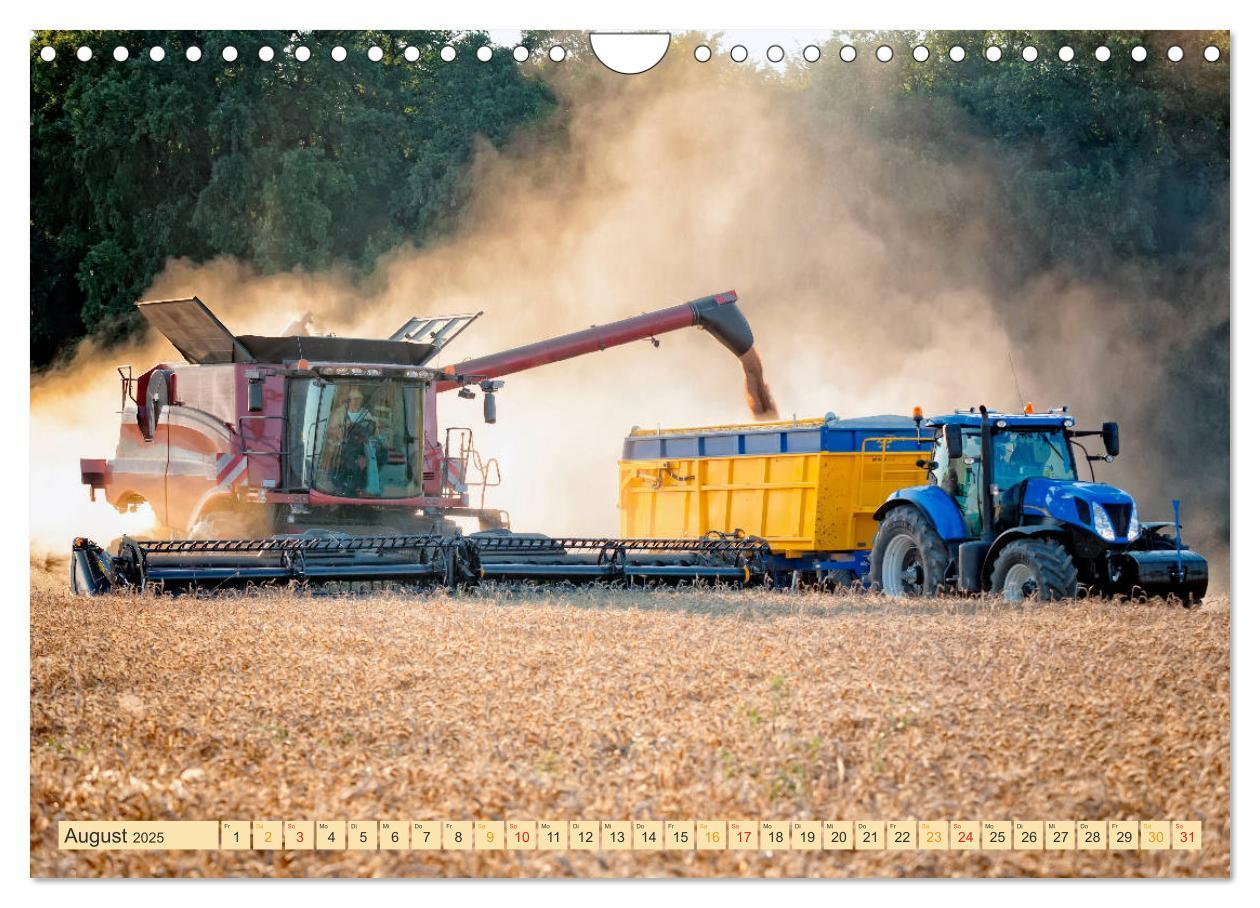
[327,387,385,497]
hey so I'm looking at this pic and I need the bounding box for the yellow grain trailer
[619,414,931,579]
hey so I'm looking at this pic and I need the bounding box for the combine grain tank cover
[234,335,438,366]
[137,298,253,364]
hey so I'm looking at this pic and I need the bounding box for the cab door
[930,429,983,536]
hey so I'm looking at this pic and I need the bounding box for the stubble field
[30,562,1230,877]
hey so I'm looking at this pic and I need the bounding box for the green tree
[30,29,553,365]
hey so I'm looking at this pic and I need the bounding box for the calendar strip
[58,820,1203,852]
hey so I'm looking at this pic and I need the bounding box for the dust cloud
[30,39,1229,581]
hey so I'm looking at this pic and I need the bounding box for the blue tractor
[869,405,1209,602]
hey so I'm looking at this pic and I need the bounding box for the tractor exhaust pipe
[979,405,996,542]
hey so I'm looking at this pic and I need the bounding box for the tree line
[31,30,1228,368]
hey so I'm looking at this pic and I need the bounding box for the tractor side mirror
[1102,421,1120,458]
[945,424,963,459]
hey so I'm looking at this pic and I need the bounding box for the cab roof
[926,411,1074,429]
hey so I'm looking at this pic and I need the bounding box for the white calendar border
[5,0,1251,903]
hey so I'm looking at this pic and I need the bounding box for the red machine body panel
[99,363,241,530]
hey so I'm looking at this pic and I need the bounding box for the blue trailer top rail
[622,414,926,460]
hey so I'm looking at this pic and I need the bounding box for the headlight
[1127,508,1140,542]
[1092,501,1116,541]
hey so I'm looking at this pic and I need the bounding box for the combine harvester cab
[72,291,775,595]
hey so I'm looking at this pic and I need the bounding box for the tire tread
[991,538,1079,600]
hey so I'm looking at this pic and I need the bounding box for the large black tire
[989,539,1079,601]
[869,506,950,597]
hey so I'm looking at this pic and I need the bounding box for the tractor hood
[1023,478,1139,543]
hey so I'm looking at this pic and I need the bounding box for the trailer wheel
[870,506,949,597]
[990,539,1079,602]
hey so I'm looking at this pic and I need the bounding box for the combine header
[70,533,771,595]
[73,290,770,594]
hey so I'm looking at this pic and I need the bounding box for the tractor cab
[925,409,1135,545]
[928,414,1084,537]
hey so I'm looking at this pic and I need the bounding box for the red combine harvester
[71,292,772,594]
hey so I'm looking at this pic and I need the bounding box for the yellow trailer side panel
[619,450,926,554]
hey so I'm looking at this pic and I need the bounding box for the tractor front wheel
[870,506,950,597]
[990,539,1080,602]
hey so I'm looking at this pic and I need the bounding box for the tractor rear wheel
[990,539,1079,602]
[870,506,950,597]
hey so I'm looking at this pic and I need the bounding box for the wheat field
[29,561,1229,878]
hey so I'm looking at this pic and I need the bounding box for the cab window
[288,379,424,498]
[991,429,1076,487]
